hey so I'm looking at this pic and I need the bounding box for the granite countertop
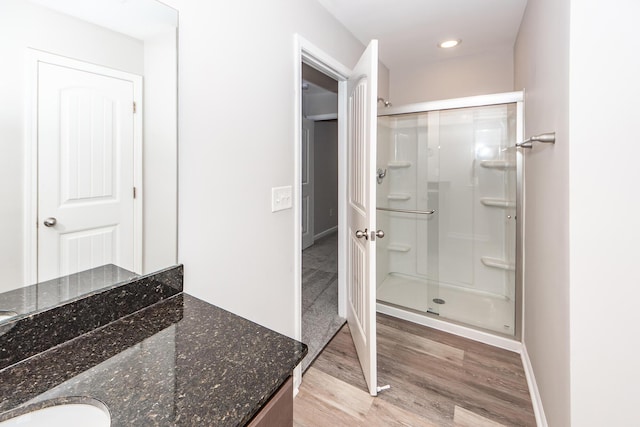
[0,269,307,426]
[0,264,139,320]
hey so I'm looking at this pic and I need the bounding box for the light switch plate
[272,185,293,212]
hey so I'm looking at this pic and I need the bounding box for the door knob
[374,230,385,239]
[355,229,368,240]
[43,217,57,227]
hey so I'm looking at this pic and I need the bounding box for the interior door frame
[293,35,351,391]
[24,49,143,285]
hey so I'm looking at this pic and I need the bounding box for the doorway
[294,36,380,396]
[300,63,343,371]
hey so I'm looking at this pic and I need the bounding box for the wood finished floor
[294,314,536,426]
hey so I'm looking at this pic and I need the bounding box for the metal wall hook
[376,168,387,184]
[516,132,556,148]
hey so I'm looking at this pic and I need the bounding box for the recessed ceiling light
[438,39,461,49]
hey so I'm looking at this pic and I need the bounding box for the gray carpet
[301,232,345,372]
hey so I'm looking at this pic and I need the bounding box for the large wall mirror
[0,0,178,297]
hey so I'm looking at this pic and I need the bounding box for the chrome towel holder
[516,132,556,148]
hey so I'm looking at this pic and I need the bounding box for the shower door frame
[377,91,525,346]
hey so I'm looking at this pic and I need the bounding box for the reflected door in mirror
[36,56,142,282]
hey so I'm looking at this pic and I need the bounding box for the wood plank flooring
[294,314,536,426]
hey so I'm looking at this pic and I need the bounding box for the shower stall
[376,92,522,337]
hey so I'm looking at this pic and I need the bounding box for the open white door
[301,118,315,250]
[346,40,379,396]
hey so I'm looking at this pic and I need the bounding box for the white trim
[521,344,548,427]
[292,363,302,398]
[298,37,351,81]
[378,91,524,117]
[376,303,523,353]
[293,35,303,393]
[25,49,144,281]
[336,79,347,319]
[293,35,351,390]
[132,68,143,275]
[24,51,39,286]
[516,97,525,341]
[313,225,337,240]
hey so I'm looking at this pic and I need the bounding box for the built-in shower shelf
[387,244,411,253]
[387,193,411,201]
[480,198,516,208]
[480,160,515,170]
[481,257,515,271]
[387,161,412,168]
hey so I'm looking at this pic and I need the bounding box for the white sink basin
[0,403,110,427]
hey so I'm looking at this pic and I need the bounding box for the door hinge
[133,101,137,114]
[133,187,137,199]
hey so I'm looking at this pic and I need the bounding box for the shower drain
[432,298,446,305]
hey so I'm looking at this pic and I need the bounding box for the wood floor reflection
[294,314,536,426]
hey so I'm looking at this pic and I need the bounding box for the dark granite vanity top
[0,266,307,426]
[0,264,139,321]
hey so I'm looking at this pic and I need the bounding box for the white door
[301,118,315,250]
[346,40,379,396]
[37,61,137,282]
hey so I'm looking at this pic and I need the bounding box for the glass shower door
[375,113,440,315]
[433,104,517,335]
[376,102,518,336]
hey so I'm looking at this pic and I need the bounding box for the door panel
[59,226,117,276]
[38,61,135,282]
[301,118,314,250]
[60,88,116,202]
[346,40,378,396]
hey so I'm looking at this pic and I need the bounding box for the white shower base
[377,273,515,335]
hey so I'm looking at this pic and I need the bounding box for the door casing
[293,35,351,392]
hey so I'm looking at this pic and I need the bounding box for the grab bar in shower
[376,207,436,215]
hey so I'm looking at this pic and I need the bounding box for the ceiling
[30,0,177,40]
[316,0,528,69]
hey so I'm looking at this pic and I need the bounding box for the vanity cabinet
[247,377,293,427]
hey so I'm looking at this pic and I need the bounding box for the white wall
[569,1,640,425]
[0,0,144,292]
[143,30,178,274]
[514,0,570,425]
[163,0,370,337]
[378,60,390,102]
[389,48,514,105]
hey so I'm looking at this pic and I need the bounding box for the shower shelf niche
[387,194,412,201]
[481,257,515,271]
[480,198,516,208]
[480,160,515,170]
[387,161,412,168]
[386,244,411,253]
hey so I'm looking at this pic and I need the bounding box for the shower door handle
[355,229,368,240]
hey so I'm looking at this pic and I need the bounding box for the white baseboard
[521,344,548,427]
[314,225,337,240]
[376,303,522,353]
[293,363,302,398]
